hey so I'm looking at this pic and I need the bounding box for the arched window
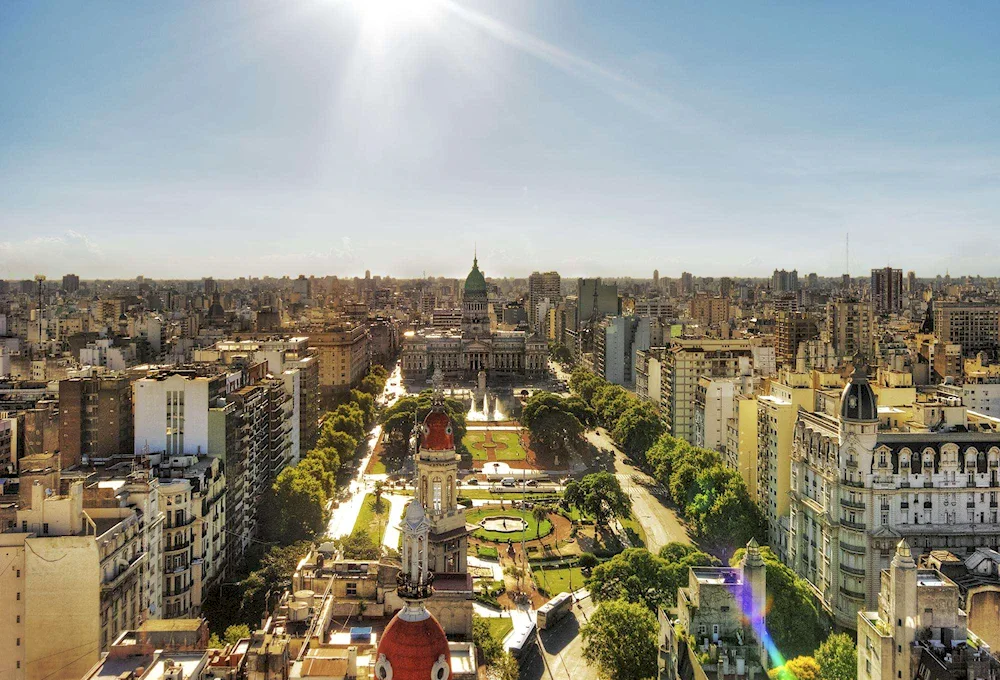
[979,451,988,475]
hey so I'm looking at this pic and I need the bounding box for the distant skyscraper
[61,273,80,293]
[577,278,619,328]
[653,269,659,289]
[771,269,799,293]
[870,267,903,314]
[528,271,561,331]
[680,272,694,295]
[807,272,818,289]
[203,277,215,295]
[719,277,733,298]
[906,270,916,292]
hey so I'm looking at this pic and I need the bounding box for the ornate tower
[839,355,879,478]
[887,539,918,678]
[415,400,469,575]
[375,499,452,680]
[741,538,768,665]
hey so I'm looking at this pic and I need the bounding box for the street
[520,593,596,680]
[585,428,692,552]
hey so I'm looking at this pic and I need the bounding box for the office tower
[680,272,694,295]
[906,270,916,293]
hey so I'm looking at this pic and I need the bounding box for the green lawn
[467,507,553,542]
[491,431,528,461]
[486,617,513,642]
[531,565,585,596]
[476,545,499,560]
[369,459,386,474]
[352,494,390,545]
[462,430,528,461]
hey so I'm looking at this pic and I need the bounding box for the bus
[507,620,537,659]
[536,591,574,630]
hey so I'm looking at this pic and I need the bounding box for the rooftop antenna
[845,233,849,276]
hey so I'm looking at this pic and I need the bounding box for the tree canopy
[769,656,822,680]
[582,599,658,680]
[730,545,827,659]
[564,472,630,525]
[814,633,856,680]
[587,548,674,612]
[521,391,585,456]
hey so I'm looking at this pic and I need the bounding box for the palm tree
[532,506,548,540]
[373,480,386,512]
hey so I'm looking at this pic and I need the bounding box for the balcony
[841,499,866,510]
[840,586,866,601]
[841,542,866,555]
[842,478,864,488]
[165,581,192,598]
[841,519,867,531]
[840,563,866,577]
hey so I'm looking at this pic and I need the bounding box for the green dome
[464,256,488,295]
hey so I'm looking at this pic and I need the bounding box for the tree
[350,389,376,424]
[297,455,336,496]
[586,548,673,612]
[769,656,821,680]
[328,403,366,440]
[591,384,630,427]
[521,392,585,456]
[570,367,605,404]
[262,466,326,543]
[815,633,856,680]
[223,624,251,645]
[567,472,630,525]
[315,427,358,463]
[611,402,664,465]
[657,543,719,608]
[472,616,505,665]
[532,506,549,540]
[578,552,599,569]
[488,652,519,680]
[730,546,826,659]
[336,528,381,560]
[549,342,573,365]
[563,395,597,428]
[373,480,386,511]
[581,599,657,680]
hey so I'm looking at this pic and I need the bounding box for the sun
[345,0,442,40]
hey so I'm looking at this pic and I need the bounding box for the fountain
[467,369,506,422]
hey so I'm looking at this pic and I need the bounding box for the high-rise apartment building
[906,270,916,293]
[59,376,134,467]
[775,311,819,366]
[61,273,80,293]
[310,325,371,396]
[826,297,874,360]
[870,267,903,314]
[679,272,694,296]
[772,269,799,293]
[527,271,561,331]
[689,292,730,327]
[660,338,755,443]
[933,302,1000,355]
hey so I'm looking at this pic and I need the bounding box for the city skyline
[2,1,999,279]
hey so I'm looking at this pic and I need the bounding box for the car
[466,478,479,485]
[501,477,517,487]
[525,479,539,487]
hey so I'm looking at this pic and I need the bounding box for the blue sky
[1,0,998,280]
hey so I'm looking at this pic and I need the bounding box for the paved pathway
[380,494,408,550]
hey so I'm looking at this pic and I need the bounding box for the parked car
[501,477,517,487]
[525,479,539,487]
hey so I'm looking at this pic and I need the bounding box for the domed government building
[401,254,548,380]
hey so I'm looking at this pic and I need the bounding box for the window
[43,523,48,535]
[346,582,358,596]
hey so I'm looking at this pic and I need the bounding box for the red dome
[421,410,454,451]
[375,608,451,680]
